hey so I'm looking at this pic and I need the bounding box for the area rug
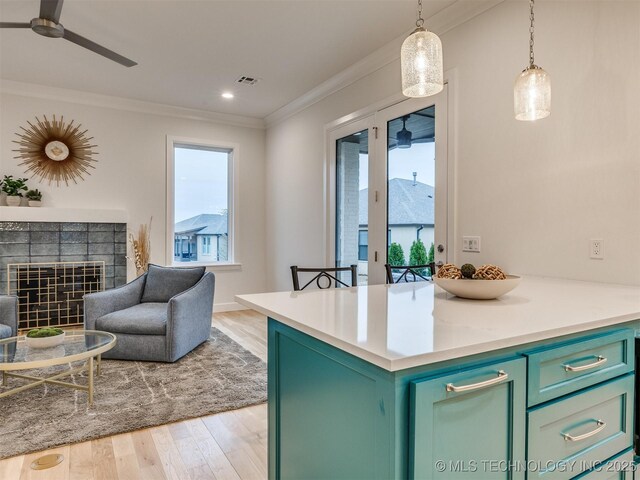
[0,328,267,459]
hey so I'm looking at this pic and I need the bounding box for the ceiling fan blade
[0,22,31,28]
[62,29,137,67]
[39,0,64,23]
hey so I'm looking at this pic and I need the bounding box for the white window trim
[166,135,241,268]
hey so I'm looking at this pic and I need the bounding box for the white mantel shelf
[0,206,128,224]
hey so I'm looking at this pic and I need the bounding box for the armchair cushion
[0,324,12,339]
[140,264,205,303]
[96,303,168,335]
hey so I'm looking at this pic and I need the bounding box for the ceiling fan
[0,0,137,67]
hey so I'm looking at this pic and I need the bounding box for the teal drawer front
[527,375,634,480]
[572,449,634,480]
[410,357,526,479]
[526,330,634,406]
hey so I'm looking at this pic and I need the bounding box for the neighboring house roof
[174,213,228,235]
[359,178,434,226]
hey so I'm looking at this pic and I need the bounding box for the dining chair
[290,265,357,291]
[385,263,436,284]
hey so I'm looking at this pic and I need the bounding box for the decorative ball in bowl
[434,263,521,300]
[25,328,65,349]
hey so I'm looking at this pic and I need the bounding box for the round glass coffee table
[0,330,116,406]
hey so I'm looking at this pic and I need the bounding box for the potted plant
[1,175,28,206]
[25,189,43,207]
[25,327,66,349]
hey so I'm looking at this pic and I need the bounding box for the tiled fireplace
[0,221,127,330]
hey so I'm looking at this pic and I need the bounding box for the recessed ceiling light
[221,92,234,99]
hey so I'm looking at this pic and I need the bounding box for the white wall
[266,1,640,291]
[0,89,267,308]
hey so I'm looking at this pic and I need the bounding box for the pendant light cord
[416,0,424,28]
[529,0,535,67]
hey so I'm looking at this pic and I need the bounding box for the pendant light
[514,0,551,121]
[401,0,443,98]
[397,116,412,149]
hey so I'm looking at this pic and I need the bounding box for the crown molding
[0,79,265,130]
[265,0,504,128]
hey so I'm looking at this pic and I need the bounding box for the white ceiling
[0,0,459,119]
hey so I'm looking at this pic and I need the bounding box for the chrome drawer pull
[563,356,607,372]
[562,419,606,442]
[446,370,508,393]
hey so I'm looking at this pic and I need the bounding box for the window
[167,138,235,265]
[358,230,368,261]
[202,236,211,255]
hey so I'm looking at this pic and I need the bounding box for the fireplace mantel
[0,206,128,223]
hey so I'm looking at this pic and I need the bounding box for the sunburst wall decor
[12,115,98,186]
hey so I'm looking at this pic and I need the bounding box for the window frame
[166,136,240,268]
[358,229,368,262]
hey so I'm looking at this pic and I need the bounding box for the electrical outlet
[462,236,481,253]
[590,239,604,259]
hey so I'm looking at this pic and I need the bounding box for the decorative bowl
[434,275,521,300]
[25,331,66,349]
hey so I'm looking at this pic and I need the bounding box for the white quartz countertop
[236,276,640,372]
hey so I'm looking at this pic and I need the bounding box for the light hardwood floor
[0,310,268,480]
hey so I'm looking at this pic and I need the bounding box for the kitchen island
[236,276,640,480]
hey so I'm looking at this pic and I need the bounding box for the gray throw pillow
[140,264,206,303]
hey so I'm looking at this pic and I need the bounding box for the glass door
[370,90,448,284]
[331,116,375,285]
[330,87,448,286]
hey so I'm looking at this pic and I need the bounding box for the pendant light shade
[514,0,550,121]
[401,0,443,98]
[401,28,443,98]
[514,66,551,121]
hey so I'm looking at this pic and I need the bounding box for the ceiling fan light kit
[0,0,137,67]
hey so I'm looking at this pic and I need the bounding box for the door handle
[437,244,445,253]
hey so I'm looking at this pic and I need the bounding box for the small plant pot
[25,331,66,349]
[5,196,21,207]
[28,200,42,207]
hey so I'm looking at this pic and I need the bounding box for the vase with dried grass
[128,218,151,277]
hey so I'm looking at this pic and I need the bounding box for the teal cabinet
[526,330,634,407]
[527,375,634,480]
[267,318,637,480]
[572,449,635,479]
[269,320,397,479]
[410,358,526,480]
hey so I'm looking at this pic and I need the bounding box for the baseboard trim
[214,302,249,313]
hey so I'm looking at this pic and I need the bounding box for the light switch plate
[462,236,481,253]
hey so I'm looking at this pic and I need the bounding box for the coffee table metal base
[1,355,101,405]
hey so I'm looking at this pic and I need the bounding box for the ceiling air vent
[236,76,260,86]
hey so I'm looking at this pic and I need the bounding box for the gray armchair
[84,264,215,362]
[0,295,18,339]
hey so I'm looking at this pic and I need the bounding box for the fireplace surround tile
[60,231,89,243]
[88,223,114,232]
[61,243,88,255]
[31,243,61,256]
[0,221,127,295]
[0,231,29,243]
[30,231,60,244]
[61,222,88,231]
